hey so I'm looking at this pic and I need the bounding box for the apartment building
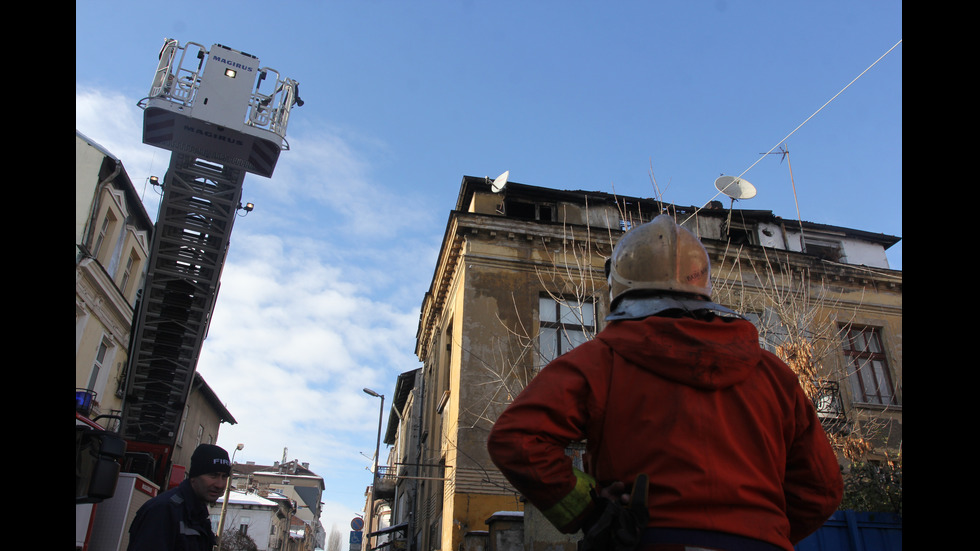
[76,131,154,428]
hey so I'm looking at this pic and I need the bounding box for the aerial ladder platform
[121,39,302,486]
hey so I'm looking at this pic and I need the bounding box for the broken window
[504,199,554,222]
[806,239,845,262]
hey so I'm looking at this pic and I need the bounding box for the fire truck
[76,38,302,549]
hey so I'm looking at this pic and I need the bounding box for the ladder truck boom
[122,39,302,487]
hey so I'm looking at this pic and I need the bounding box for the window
[93,211,118,263]
[87,339,111,392]
[504,199,554,221]
[806,239,845,262]
[538,295,596,366]
[437,323,452,415]
[93,216,110,258]
[429,516,441,550]
[176,405,189,445]
[741,309,786,353]
[119,249,138,296]
[841,326,897,406]
[726,220,757,246]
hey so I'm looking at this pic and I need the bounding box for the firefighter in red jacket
[487,215,843,551]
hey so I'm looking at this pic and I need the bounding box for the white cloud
[263,127,440,242]
[76,86,171,216]
[185,224,423,538]
[192,230,419,532]
[199,230,420,417]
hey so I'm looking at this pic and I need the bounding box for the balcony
[374,466,397,499]
[814,381,850,435]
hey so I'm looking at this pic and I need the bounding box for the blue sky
[76,1,901,541]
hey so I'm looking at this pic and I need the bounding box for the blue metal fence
[796,510,902,551]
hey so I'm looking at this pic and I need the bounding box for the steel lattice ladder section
[121,152,246,449]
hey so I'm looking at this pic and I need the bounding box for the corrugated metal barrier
[796,510,902,551]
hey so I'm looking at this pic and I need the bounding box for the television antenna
[760,144,806,253]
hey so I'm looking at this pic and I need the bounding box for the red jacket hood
[595,315,763,390]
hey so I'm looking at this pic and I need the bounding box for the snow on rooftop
[216,490,279,507]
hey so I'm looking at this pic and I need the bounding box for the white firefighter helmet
[606,214,712,306]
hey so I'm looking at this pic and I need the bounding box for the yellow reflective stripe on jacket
[542,468,596,529]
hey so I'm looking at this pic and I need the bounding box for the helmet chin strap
[606,294,743,322]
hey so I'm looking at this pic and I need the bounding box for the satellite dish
[491,170,510,193]
[714,175,757,239]
[714,175,757,200]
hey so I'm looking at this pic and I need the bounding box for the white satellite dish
[714,175,757,200]
[491,170,510,193]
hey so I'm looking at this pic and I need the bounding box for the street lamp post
[216,443,244,549]
[363,388,385,551]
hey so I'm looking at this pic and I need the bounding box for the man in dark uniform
[128,444,231,551]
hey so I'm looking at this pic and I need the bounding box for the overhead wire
[682,38,903,226]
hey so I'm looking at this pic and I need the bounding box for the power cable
[683,38,903,224]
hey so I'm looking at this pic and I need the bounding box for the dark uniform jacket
[127,478,217,551]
